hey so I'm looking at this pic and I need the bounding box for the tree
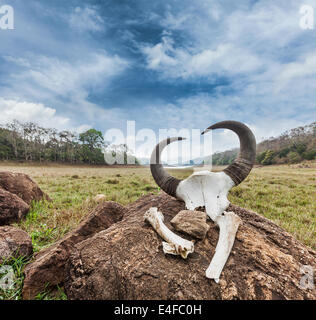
[79,129,104,150]
[79,129,105,164]
[0,121,112,165]
[0,128,13,160]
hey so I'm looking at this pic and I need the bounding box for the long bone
[144,207,194,259]
[149,121,256,281]
[206,211,242,282]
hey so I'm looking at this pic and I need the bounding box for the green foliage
[0,256,29,300]
[261,150,275,165]
[302,149,316,160]
[1,163,315,300]
[79,129,104,150]
[291,142,307,155]
[212,149,238,166]
[35,284,67,300]
[254,122,316,165]
[256,151,266,164]
[287,151,301,163]
[256,150,275,165]
[0,121,140,165]
[211,122,316,167]
[278,147,290,158]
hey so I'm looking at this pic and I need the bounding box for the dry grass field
[0,161,315,299]
[0,162,314,251]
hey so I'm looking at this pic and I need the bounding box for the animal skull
[149,121,256,282]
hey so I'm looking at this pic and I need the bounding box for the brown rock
[64,193,316,300]
[0,171,51,205]
[171,210,210,240]
[0,226,33,264]
[0,188,30,225]
[22,201,127,300]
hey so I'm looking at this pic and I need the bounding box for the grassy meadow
[0,162,315,251]
[0,161,315,299]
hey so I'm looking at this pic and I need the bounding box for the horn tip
[201,128,211,135]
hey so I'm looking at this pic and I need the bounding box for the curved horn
[150,137,186,197]
[202,121,256,185]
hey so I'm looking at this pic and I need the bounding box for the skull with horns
[145,121,256,282]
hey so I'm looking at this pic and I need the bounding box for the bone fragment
[144,207,194,259]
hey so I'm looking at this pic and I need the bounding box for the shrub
[256,151,266,164]
[261,150,275,165]
[302,149,316,160]
[278,147,290,158]
[290,142,307,155]
[287,151,301,163]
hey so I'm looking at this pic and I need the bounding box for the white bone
[144,207,194,259]
[176,171,241,281]
[205,211,242,282]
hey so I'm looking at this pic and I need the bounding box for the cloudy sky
[0,0,315,160]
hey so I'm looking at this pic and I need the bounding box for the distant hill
[205,122,316,166]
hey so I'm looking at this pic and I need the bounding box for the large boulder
[0,226,33,264]
[0,172,51,205]
[22,201,127,300]
[64,193,316,300]
[0,188,30,226]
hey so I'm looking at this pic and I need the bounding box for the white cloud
[160,12,191,30]
[3,56,31,68]
[9,52,128,98]
[0,98,70,129]
[277,52,316,89]
[140,0,316,83]
[134,0,316,150]
[1,52,129,129]
[141,36,178,70]
[140,36,262,79]
[1,0,316,144]
[69,6,104,32]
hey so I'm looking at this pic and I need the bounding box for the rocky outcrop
[64,193,316,300]
[0,226,33,264]
[0,188,30,226]
[22,201,127,300]
[0,171,51,205]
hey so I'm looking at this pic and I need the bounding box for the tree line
[0,120,139,165]
[211,122,316,166]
